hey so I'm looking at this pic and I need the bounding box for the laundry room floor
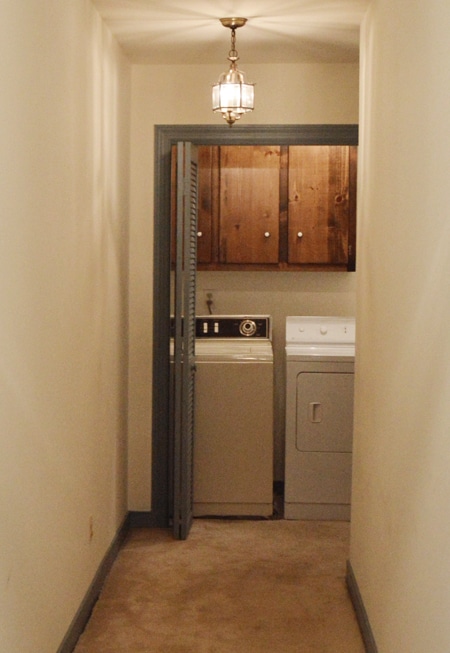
[73,519,364,653]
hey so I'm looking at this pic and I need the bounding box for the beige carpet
[74,519,364,653]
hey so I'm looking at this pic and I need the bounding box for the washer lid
[196,339,273,361]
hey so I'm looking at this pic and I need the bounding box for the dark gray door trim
[151,124,358,526]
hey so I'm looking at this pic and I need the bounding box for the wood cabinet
[196,146,215,265]
[219,146,280,264]
[173,143,357,271]
[287,145,356,268]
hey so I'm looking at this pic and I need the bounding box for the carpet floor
[73,519,364,653]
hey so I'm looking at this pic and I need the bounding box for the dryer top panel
[286,316,355,352]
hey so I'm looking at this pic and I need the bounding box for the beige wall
[0,2,130,651]
[350,1,450,651]
[129,63,359,507]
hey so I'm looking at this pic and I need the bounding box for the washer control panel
[196,316,271,339]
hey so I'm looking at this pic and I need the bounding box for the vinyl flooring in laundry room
[73,516,365,653]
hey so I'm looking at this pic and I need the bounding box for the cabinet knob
[297,231,303,238]
[197,231,203,238]
[264,232,270,238]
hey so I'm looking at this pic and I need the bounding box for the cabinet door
[288,146,351,265]
[219,146,280,264]
[196,146,217,264]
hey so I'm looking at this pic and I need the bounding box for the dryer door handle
[308,402,323,423]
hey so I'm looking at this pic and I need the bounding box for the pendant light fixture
[212,17,254,127]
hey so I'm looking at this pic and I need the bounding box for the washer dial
[239,319,257,337]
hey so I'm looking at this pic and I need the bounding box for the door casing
[151,124,358,526]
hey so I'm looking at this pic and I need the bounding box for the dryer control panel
[286,316,355,345]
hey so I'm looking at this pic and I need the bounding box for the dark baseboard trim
[346,560,378,653]
[57,514,129,653]
[128,510,159,528]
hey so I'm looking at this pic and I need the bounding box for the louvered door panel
[173,141,198,541]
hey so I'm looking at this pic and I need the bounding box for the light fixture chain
[228,28,239,62]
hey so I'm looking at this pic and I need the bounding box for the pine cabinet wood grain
[172,143,357,271]
[219,146,280,264]
[288,145,355,266]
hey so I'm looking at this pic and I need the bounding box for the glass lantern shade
[212,66,254,126]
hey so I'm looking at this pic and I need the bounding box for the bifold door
[171,141,198,540]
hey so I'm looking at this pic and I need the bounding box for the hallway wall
[0,2,130,652]
[128,62,360,509]
[350,1,450,651]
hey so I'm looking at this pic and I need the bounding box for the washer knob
[239,319,257,337]
[320,326,328,335]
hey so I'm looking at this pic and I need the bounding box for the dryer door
[295,371,354,452]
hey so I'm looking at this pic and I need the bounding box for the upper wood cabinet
[287,145,356,267]
[219,146,280,264]
[196,146,215,265]
[172,142,357,271]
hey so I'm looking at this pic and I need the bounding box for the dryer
[284,316,355,520]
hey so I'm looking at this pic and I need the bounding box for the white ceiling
[92,0,369,65]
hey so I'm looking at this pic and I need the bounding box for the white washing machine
[284,316,355,520]
[193,316,274,517]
